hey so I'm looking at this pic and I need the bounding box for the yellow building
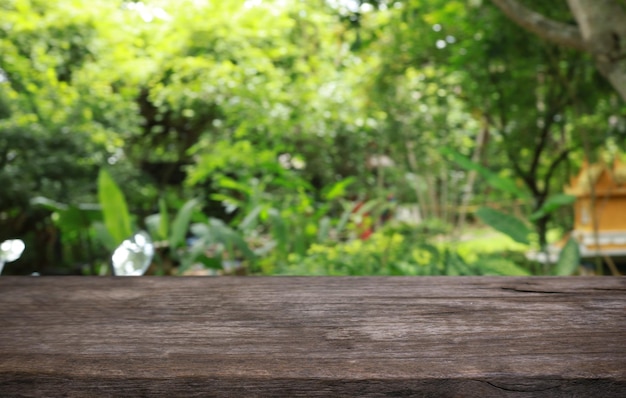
[565,159,626,257]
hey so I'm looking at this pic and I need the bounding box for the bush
[276,229,532,276]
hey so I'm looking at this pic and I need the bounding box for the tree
[2,0,622,275]
[491,0,626,101]
[360,0,622,251]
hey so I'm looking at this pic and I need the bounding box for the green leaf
[197,255,223,270]
[57,205,100,231]
[441,147,528,198]
[335,202,357,237]
[268,208,289,255]
[190,223,211,238]
[553,238,580,276]
[178,239,222,274]
[207,218,256,260]
[446,251,474,275]
[158,198,169,240]
[352,198,382,223]
[169,199,199,249]
[530,194,576,221]
[216,176,251,194]
[478,258,531,276]
[476,207,532,245]
[209,193,242,208]
[322,177,355,200]
[317,216,331,242]
[98,169,132,245]
[145,214,161,240]
[30,196,69,211]
[239,205,263,232]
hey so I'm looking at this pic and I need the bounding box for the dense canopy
[1,0,624,276]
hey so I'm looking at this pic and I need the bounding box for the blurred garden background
[1,0,625,276]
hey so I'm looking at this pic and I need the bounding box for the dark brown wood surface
[0,276,625,397]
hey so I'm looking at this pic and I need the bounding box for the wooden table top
[1,276,625,397]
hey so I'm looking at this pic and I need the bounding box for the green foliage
[278,229,531,276]
[97,169,132,248]
[322,177,356,201]
[530,194,576,222]
[475,207,532,245]
[30,196,104,270]
[441,147,528,199]
[479,257,531,276]
[158,198,169,240]
[553,238,580,276]
[169,199,199,250]
[183,218,256,273]
[3,0,621,275]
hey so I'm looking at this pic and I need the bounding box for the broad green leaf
[190,223,211,239]
[530,194,576,221]
[446,251,474,275]
[336,201,359,236]
[158,198,169,240]
[476,207,532,245]
[273,176,314,191]
[441,147,528,198]
[268,208,289,255]
[169,199,199,249]
[479,258,531,276]
[216,176,250,194]
[553,238,580,276]
[207,218,256,260]
[209,193,242,208]
[178,239,221,273]
[239,205,263,232]
[98,169,132,245]
[197,255,223,270]
[352,198,382,222]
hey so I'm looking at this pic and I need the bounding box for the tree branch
[528,118,551,183]
[504,141,538,196]
[490,0,586,51]
[542,149,570,197]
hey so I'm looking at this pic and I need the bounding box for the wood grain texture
[0,276,624,397]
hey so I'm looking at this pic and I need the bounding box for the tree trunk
[490,0,626,102]
[566,0,626,102]
[536,214,550,274]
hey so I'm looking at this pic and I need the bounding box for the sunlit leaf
[98,169,132,245]
[169,199,199,249]
[323,177,356,200]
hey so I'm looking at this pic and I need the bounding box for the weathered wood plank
[0,276,624,397]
